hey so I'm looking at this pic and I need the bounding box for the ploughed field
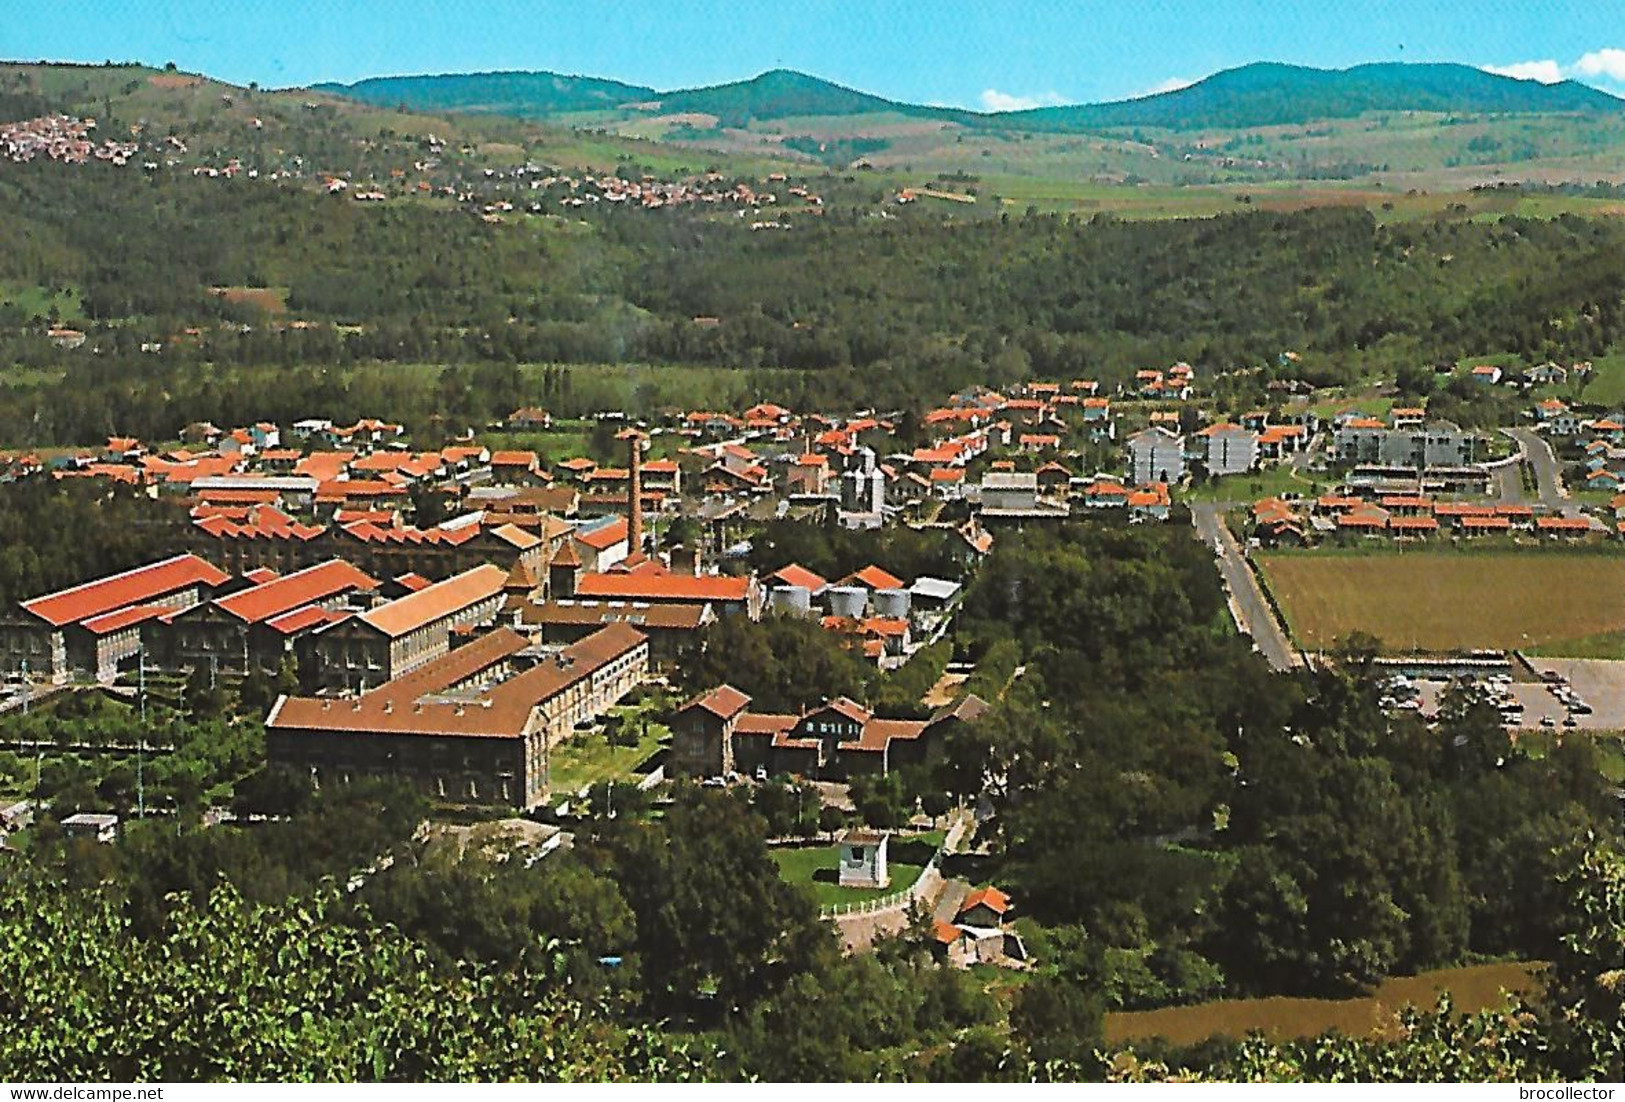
[1105,961,1542,1047]
[1255,552,1625,654]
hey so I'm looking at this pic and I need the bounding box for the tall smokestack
[620,428,645,555]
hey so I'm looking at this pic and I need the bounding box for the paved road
[1192,504,1299,673]
[1491,462,1522,504]
[1505,428,1569,510]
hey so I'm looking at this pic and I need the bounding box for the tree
[1544,836,1625,1080]
[1010,974,1106,1076]
[0,872,694,1081]
[605,789,831,1019]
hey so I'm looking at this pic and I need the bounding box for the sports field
[1255,552,1625,654]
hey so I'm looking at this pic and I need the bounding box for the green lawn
[1184,463,1328,503]
[769,831,942,908]
[546,709,667,796]
[0,282,84,324]
[1529,629,1625,661]
[1578,353,1625,409]
[1308,392,1395,421]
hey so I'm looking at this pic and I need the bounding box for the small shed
[837,828,890,889]
[61,812,119,844]
[0,800,31,831]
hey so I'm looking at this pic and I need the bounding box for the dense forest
[2,160,1625,444]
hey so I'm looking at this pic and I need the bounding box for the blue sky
[3,0,1623,108]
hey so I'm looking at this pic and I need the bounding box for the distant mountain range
[314,61,1624,132]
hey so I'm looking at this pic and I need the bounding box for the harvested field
[1105,961,1542,1047]
[210,287,286,314]
[1256,552,1625,653]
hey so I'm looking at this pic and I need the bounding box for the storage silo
[825,585,868,619]
[872,588,911,619]
[770,584,813,615]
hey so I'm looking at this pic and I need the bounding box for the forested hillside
[2,153,1625,445]
[1002,62,1623,131]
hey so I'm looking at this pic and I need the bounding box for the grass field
[1256,551,1625,653]
[1577,353,1625,409]
[770,831,942,907]
[1528,628,1625,661]
[1105,961,1542,1047]
[0,282,84,324]
[545,707,667,796]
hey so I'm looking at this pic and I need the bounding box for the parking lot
[1406,657,1625,733]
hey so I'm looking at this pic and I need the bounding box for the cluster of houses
[1531,400,1625,495]
[0,114,138,166]
[537,171,820,213]
[1250,492,1602,545]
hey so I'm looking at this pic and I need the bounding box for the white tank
[825,585,868,619]
[770,585,813,615]
[873,588,911,619]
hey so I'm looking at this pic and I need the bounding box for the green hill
[305,61,1625,135]
[995,62,1624,131]
[311,70,656,116]
[653,68,971,127]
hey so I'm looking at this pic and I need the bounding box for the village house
[505,407,553,431]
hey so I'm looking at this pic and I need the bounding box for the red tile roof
[79,603,171,636]
[684,684,752,721]
[263,605,352,636]
[959,885,1010,918]
[769,563,828,592]
[23,554,230,628]
[268,624,645,740]
[843,565,905,592]
[574,572,753,603]
[214,560,379,625]
[358,564,508,638]
[576,517,629,551]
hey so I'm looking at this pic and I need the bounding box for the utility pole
[137,647,145,819]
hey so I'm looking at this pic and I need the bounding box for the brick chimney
[620,428,646,555]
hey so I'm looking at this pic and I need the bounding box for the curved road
[1504,427,1569,510]
[1192,504,1300,673]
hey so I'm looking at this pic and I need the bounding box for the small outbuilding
[61,812,119,844]
[837,828,890,889]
